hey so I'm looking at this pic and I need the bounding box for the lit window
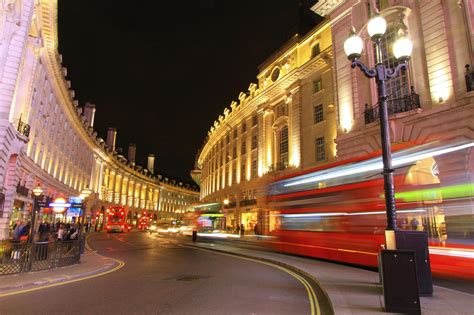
[315,137,325,161]
[252,115,258,126]
[311,43,320,58]
[313,79,322,93]
[251,159,257,178]
[279,126,289,166]
[252,134,257,150]
[314,104,324,124]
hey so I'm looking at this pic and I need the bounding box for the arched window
[376,27,410,100]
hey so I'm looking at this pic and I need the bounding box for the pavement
[189,238,474,315]
[0,233,472,314]
[0,240,123,298]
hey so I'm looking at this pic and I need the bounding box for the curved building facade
[0,0,198,239]
[197,21,335,233]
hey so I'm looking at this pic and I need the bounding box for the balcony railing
[268,162,289,172]
[16,117,31,137]
[364,88,421,124]
[466,64,474,92]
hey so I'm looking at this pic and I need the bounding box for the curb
[0,251,119,295]
[185,243,335,315]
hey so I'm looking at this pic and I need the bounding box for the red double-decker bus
[106,207,131,233]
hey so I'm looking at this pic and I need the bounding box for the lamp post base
[385,229,397,250]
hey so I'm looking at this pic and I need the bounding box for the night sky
[57,0,321,183]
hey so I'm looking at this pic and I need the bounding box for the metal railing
[268,162,289,172]
[466,64,474,92]
[0,239,81,276]
[364,88,421,124]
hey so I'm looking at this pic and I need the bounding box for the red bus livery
[106,207,131,233]
[267,140,474,279]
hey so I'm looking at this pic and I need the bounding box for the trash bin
[395,230,433,295]
[380,249,421,314]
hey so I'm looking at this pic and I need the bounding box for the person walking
[12,220,24,240]
[240,223,245,237]
[57,224,66,241]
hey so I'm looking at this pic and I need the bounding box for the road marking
[0,234,125,298]
[188,245,320,315]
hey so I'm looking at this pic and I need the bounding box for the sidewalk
[0,250,120,297]
[189,240,474,315]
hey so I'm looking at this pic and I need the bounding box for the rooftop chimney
[128,143,136,165]
[106,127,117,152]
[147,154,155,174]
[83,102,96,128]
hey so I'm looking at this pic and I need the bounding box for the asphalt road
[0,232,314,315]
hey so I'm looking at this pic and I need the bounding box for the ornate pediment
[311,0,345,17]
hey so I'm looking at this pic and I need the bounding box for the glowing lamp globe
[393,36,413,61]
[367,14,387,40]
[344,28,363,60]
[33,185,43,197]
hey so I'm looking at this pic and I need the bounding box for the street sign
[49,202,72,208]
[71,203,84,208]
[37,201,48,207]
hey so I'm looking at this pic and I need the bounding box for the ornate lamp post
[344,13,413,249]
[80,186,92,233]
[29,185,44,244]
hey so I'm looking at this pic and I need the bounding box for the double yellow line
[189,246,320,315]
[0,234,125,298]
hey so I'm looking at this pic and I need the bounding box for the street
[0,232,314,314]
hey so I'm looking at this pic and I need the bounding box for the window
[242,122,247,133]
[252,115,258,126]
[252,134,258,150]
[313,79,322,93]
[314,104,324,124]
[251,159,258,178]
[233,146,237,159]
[311,43,320,58]
[233,129,238,139]
[241,141,246,155]
[232,168,237,184]
[241,163,246,181]
[226,134,230,144]
[315,137,325,161]
[279,126,289,166]
[376,27,409,100]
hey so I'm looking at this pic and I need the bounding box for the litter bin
[395,230,433,295]
[380,249,421,314]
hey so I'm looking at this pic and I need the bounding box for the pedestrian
[240,223,245,237]
[68,224,78,240]
[12,220,24,240]
[20,221,30,241]
[410,217,419,231]
[57,224,66,241]
[38,220,51,241]
[254,223,259,236]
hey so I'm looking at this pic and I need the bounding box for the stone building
[196,20,335,234]
[0,0,198,240]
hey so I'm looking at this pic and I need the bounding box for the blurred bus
[267,140,474,279]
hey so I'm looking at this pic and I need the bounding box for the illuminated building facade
[197,21,335,233]
[0,0,198,239]
[311,0,473,156]
[310,0,474,237]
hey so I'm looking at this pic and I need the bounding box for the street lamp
[344,14,413,249]
[80,186,92,233]
[29,184,43,243]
